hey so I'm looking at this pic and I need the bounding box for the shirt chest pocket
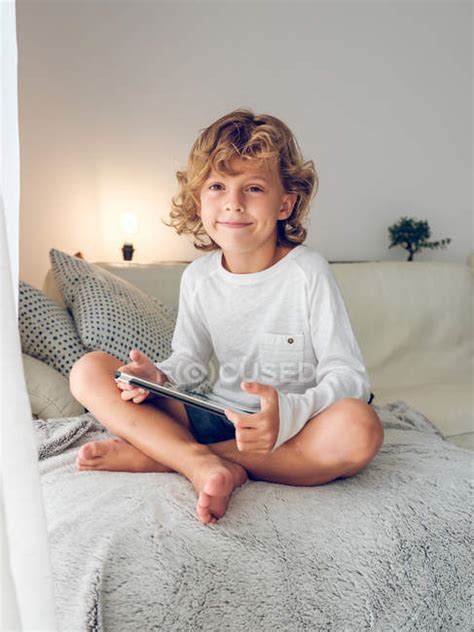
[258,333,305,383]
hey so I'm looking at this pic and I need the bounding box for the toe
[76,454,95,467]
[77,445,88,461]
[76,448,102,468]
[79,442,99,460]
[197,491,218,523]
[80,440,113,462]
[197,505,212,524]
[77,463,95,471]
[197,491,212,510]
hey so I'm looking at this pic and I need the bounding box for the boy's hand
[114,349,168,404]
[224,382,279,454]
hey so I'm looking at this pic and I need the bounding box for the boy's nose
[225,202,243,212]
[225,195,244,212]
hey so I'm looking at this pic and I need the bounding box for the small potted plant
[388,216,452,261]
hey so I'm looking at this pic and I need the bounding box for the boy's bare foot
[190,456,248,525]
[76,438,172,473]
[76,440,248,525]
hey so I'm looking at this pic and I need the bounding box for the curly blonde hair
[164,108,319,250]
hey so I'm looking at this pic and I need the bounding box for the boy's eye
[208,184,263,192]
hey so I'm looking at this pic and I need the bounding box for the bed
[35,400,472,631]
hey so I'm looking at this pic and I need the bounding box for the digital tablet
[114,371,256,418]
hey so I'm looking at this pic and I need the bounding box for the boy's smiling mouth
[217,221,252,228]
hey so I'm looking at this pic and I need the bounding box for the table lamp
[120,212,138,261]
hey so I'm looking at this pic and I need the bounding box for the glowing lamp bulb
[120,212,138,261]
[121,212,138,238]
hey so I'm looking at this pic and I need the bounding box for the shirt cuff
[271,391,296,452]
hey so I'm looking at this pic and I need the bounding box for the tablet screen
[114,371,256,417]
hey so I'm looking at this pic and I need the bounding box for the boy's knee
[344,401,384,465]
[313,399,383,472]
[69,351,118,398]
[348,411,384,473]
[331,417,383,480]
[69,352,94,398]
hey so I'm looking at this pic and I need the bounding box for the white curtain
[1,1,57,629]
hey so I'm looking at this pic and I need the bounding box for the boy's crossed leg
[210,397,384,485]
[80,398,383,486]
[71,352,383,524]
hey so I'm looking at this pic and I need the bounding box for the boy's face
[198,158,297,255]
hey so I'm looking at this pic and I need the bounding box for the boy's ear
[280,192,298,220]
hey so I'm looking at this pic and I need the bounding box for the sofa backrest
[332,261,473,383]
[43,259,473,387]
[99,262,187,308]
[42,261,188,309]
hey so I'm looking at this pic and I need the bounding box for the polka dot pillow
[18,281,88,377]
[49,249,177,365]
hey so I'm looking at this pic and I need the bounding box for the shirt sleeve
[272,262,371,451]
[155,268,214,388]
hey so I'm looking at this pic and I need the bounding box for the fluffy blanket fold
[35,401,472,632]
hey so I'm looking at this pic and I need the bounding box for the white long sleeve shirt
[156,244,371,451]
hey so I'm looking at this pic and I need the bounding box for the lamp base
[122,243,135,261]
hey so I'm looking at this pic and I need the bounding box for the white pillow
[22,354,85,419]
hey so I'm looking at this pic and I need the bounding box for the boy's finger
[235,434,261,452]
[225,411,247,426]
[115,380,134,390]
[117,366,133,375]
[224,409,239,425]
[121,388,146,401]
[240,382,276,406]
[134,389,150,403]
[115,380,144,393]
[225,409,258,427]
[235,414,257,429]
[129,349,145,363]
[123,361,140,371]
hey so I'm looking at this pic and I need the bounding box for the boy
[70,109,383,525]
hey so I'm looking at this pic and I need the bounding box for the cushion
[49,248,178,366]
[43,268,67,307]
[22,354,85,419]
[18,281,88,377]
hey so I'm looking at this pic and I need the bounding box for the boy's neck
[221,243,293,274]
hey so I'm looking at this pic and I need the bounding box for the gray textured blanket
[35,401,472,632]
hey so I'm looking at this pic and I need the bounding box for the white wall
[17,0,472,289]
